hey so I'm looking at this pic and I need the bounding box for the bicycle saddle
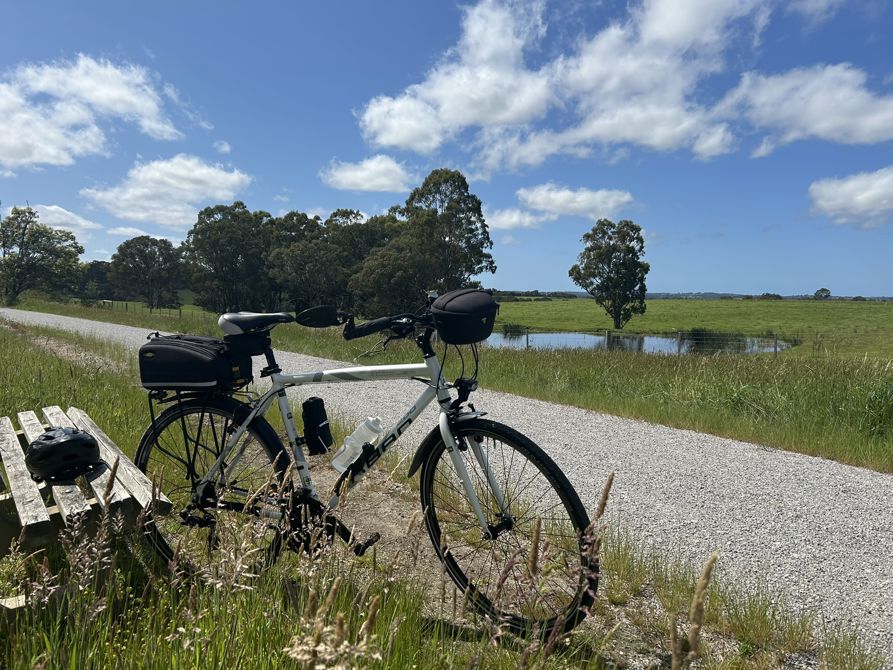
[218,311,295,335]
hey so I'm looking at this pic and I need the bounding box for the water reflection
[488,328,790,355]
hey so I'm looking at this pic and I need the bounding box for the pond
[485,329,792,355]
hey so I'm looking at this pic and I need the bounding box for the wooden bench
[0,405,171,556]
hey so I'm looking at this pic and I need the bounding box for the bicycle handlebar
[342,315,393,341]
[341,312,431,341]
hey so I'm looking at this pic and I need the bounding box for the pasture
[496,298,893,357]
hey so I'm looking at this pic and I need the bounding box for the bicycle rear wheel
[135,396,290,577]
[419,418,597,637]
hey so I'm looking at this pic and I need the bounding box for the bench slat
[0,416,51,535]
[66,407,172,515]
[17,412,91,524]
[41,407,131,512]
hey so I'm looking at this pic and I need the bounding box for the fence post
[525,327,529,349]
[676,330,682,354]
[125,302,128,312]
[179,307,182,319]
[605,329,611,350]
[774,333,778,357]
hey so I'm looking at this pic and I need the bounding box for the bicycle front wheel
[419,418,596,637]
[135,396,290,577]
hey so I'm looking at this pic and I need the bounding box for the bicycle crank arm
[324,512,382,556]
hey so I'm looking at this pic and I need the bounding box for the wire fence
[79,299,194,319]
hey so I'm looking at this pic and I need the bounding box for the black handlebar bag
[431,289,499,345]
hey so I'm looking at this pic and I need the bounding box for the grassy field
[0,323,884,668]
[10,296,893,473]
[497,298,893,357]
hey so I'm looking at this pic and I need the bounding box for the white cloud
[273,194,289,202]
[788,0,845,22]
[213,140,231,154]
[163,83,212,130]
[361,96,446,154]
[18,54,179,140]
[635,0,765,49]
[751,136,775,158]
[0,54,179,170]
[499,234,520,245]
[319,155,413,192]
[107,226,150,236]
[360,0,552,154]
[809,165,893,227]
[357,1,893,170]
[31,204,102,235]
[358,0,765,170]
[0,80,107,168]
[517,183,634,220]
[722,64,893,153]
[486,207,553,230]
[81,154,252,229]
[692,124,736,160]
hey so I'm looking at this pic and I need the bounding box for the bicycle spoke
[423,420,593,637]
[136,401,288,579]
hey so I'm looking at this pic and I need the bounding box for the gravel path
[3,307,892,662]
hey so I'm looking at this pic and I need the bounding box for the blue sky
[1,0,892,296]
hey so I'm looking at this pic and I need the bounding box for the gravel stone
[3,307,891,664]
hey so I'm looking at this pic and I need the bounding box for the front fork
[439,412,512,539]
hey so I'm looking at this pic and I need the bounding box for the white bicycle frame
[193,347,508,534]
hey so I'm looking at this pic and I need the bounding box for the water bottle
[331,417,383,473]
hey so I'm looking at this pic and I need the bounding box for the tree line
[3,167,655,331]
[1,169,497,316]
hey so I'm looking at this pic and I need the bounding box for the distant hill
[491,289,891,301]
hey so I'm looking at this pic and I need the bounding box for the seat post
[261,347,280,375]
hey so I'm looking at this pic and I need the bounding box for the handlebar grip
[342,316,393,341]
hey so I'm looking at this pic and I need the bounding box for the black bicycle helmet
[25,426,103,482]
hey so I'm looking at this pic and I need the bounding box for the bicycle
[135,290,597,637]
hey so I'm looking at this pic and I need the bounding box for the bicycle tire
[419,418,597,637]
[135,396,291,576]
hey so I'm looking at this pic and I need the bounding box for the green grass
[497,298,893,357]
[0,324,887,668]
[8,295,893,472]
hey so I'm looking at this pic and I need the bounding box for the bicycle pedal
[353,532,381,556]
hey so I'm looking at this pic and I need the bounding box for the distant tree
[78,260,115,299]
[852,296,867,301]
[268,209,392,313]
[351,169,496,315]
[568,219,650,330]
[0,206,83,305]
[270,238,351,312]
[401,168,496,292]
[349,226,440,316]
[758,293,783,300]
[324,210,392,271]
[183,202,279,312]
[268,210,324,249]
[814,287,831,300]
[110,236,181,308]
